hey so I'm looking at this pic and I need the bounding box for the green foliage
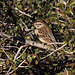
[27,56,32,63]
[0,0,75,75]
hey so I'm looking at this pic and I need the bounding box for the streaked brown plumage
[34,20,58,49]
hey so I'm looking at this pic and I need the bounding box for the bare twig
[51,3,72,24]
[14,7,32,18]
[47,42,65,45]
[0,32,72,52]
[2,46,19,49]
[8,59,27,75]
[6,66,12,75]
[14,45,27,61]
[0,58,6,61]
[0,32,51,50]
[19,66,29,68]
[8,54,33,75]
[61,0,67,5]
[26,30,34,35]
[63,50,73,54]
[66,0,69,4]
[40,39,74,60]
[70,11,74,16]
[0,32,13,39]
[25,40,50,50]
[0,61,5,67]
[20,18,34,39]
[16,47,28,59]
[1,47,12,60]
[68,29,75,31]
[20,18,28,30]
[65,68,69,75]
[66,15,72,24]
[40,43,67,60]
[25,40,64,50]
[0,21,15,26]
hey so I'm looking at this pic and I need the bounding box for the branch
[14,45,27,61]
[20,18,28,31]
[68,29,75,31]
[8,59,26,75]
[1,47,12,60]
[8,54,34,75]
[26,40,49,49]
[40,39,74,60]
[0,58,6,61]
[20,18,34,39]
[65,68,69,75]
[14,7,32,18]
[0,32,13,39]
[16,47,28,60]
[2,46,19,49]
[6,66,12,75]
[51,3,72,25]
[25,40,64,49]
[0,32,65,50]
[0,21,15,26]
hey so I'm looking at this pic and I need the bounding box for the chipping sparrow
[33,20,58,49]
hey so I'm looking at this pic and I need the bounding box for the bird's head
[33,20,44,28]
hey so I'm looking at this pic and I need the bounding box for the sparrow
[33,20,58,49]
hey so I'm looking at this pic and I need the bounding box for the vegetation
[0,0,75,75]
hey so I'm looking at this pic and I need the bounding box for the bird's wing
[47,27,58,49]
[48,29,56,42]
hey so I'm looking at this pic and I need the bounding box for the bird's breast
[35,29,38,35]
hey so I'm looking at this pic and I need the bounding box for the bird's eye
[39,24,41,25]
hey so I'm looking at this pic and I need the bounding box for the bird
[33,19,58,49]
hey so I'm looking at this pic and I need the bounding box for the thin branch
[6,66,12,75]
[66,15,72,24]
[63,50,73,54]
[61,0,67,5]
[20,18,34,39]
[0,59,5,67]
[14,45,27,61]
[14,7,32,18]
[1,47,12,60]
[51,3,72,25]
[66,0,69,4]
[8,54,33,75]
[47,42,65,45]
[0,48,10,51]
[70,11,74,16]
[16,47,28,60]
[0,32,13,39]
[0,58,6,61]
[0,32,71,52]
[20,18,28,30]
[0,21,15,26]
[25,40,50,49]
[0,32,48,50]
[40,39,74,60]
[19,66,29,68]
[2,46,19,49]
[65,68,69,75]
[40,43,67,60]
[26,30,34,35]
[68,29,75,31]
[8,59,26,75]
[25,40,64,50]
